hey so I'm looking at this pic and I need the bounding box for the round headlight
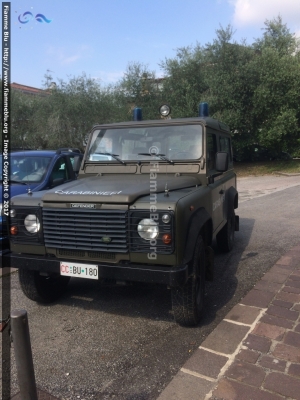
[159,104,171,117]
[24,214,40,233]
[137,219,159,240]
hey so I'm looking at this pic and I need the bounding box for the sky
[6,0,300,89]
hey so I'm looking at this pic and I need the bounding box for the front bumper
[8,253,189,287]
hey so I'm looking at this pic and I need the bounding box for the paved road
[237,174,300,202]
[3,175,300,400]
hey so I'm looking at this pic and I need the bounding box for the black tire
[171,236,205,326]
[18,269,70,303]
[216,210,235,252]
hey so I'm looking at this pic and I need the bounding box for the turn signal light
[162,234,172,244]
[10,226,18,235]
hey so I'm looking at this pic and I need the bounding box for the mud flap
[235,215,239,231]
[205,246,214,281]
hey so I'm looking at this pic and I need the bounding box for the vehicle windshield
[0,154,52,183]
[87,124,203,162]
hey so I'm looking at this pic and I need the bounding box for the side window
[219,136,233,166]
[51,157,69,183]
[207,133,217,171]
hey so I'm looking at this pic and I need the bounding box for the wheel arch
[183,207,212,266]
[226,186,238,214]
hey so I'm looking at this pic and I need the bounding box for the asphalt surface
[1,174,300,399]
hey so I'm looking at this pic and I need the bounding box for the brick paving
[158,243,300,400]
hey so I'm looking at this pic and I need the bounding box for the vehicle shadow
[50,217,255,327]
[201,216,256,327]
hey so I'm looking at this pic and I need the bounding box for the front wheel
[19,269,70,303]
[171,236,205,326]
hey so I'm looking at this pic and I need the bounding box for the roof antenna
[164,182,169,197]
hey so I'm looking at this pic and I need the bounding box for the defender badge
[70,203,96,208]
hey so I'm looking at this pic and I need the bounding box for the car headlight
[137,218,159,240]
[24,214,40,233]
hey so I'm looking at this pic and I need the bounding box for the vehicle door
[219,134,235,219]
[206,132,224,232]
[49,156,75,188]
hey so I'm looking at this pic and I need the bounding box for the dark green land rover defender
[8,103,239,326]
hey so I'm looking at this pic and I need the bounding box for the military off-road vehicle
[8,103,239,326]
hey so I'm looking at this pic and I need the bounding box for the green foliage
[253,16,298,56]
[9,16,300,158]
[160,44,208,117]
[12,73,125,150]
[115,62,164,120]
[11,89,36,149]
[159,18,300,158]
[203,26,259,148]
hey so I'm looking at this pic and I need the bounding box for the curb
[11,387,59,399]
[0,267,18,278]
[158,244,300,400]
[273,172,300,177]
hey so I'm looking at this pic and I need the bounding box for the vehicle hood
[42,174,199,204]
[0,182,40,199]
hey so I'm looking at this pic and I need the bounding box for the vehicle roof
[92,116,231,134]
[9,150,57,156]
[7,149,81,157]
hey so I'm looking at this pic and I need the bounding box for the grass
[234,159,300,177]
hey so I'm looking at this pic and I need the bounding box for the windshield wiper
[9,180,28,185]
[138,153,174,165]
[95,153,126,165]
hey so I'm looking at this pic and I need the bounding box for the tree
[160,44,209,117]
[11,90,36,149]
[159,20,300,156]
[28,73,121,149]
[115,62,163,120]
[203,25,258,149]
[251,17,300,153]
[9,17,300,156]
[254,16,298,56]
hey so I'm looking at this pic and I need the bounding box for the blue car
[1,148,83,255]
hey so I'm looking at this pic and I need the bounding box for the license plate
[60,262,98,280]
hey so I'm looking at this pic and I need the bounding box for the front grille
[58,249,116,259]
[87,251,116,259]
[58,249,86,257]
[43,208,128,253]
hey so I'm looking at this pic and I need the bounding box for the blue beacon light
[199,102,209,117]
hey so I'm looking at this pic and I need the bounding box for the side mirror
[72,156,82,175]
[51,178,64,188]
[216,152,228,172]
